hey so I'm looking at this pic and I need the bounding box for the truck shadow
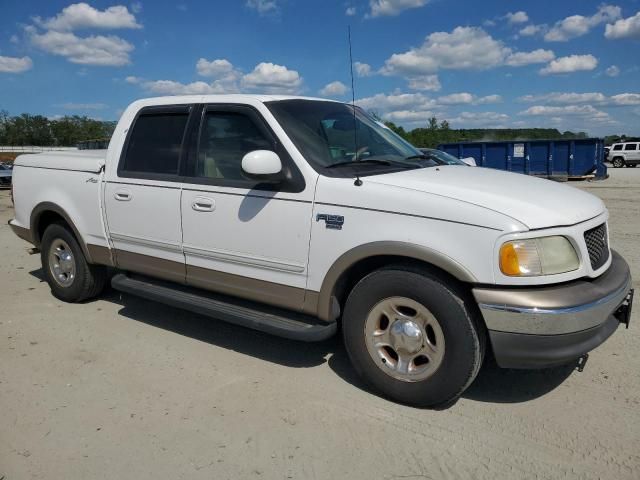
[29,268,577,406]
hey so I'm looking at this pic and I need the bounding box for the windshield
[420,149,467,165]
[266,100,436,174]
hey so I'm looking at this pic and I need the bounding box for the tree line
[0,110,116,147]
[380,116,593,149]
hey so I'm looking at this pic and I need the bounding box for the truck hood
[368,166,605,230]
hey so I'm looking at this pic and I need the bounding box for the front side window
[121,111,189,176]
[613,144,623,151]
[624,143,637,151]
[196,111,273,181]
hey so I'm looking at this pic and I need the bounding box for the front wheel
[342,267,485,408]
[612,157,625,168]
[41,223,107,302]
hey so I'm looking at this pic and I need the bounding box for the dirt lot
[1,169,639,480]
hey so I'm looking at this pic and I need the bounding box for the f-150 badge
[316,214,344,230]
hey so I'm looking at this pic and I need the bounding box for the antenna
[348,25,362,186]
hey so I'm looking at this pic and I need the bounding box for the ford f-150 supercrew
[9,95,634,407]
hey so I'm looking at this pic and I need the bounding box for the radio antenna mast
[348,25,362,186]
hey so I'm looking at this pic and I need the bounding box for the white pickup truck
[9,95,634,407]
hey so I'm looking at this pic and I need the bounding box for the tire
[41,222,107,302]
[342,266,485,408]
[612,157,625,168]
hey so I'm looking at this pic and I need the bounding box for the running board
[111,273,337,342]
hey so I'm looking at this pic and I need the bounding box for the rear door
[104,105,194,283]
[624,143,639,161]
[180,104,313,311]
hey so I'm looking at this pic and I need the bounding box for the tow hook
[614,289,634,329]
[576,354,589,372]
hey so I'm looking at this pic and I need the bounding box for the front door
[180,105,313,311]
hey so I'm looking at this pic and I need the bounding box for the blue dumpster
[438,138,606,179]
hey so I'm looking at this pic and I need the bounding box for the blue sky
[1,0,639,135]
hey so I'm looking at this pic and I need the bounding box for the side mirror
[241,150,284,183]
[461,157,477,167]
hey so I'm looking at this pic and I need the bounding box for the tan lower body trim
[115,250,186,284]
[113,249,315,315]
[187,264,306,312]
[87,244,115,267]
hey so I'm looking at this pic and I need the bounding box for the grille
[0,177,11,186]
[584,223,609,270]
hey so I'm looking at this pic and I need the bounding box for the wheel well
[612,156,624,161]
[34,210,68,246]
[332,255,468,317]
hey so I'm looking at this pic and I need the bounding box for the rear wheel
[41,223,107,302]
[612,157,625,168]
[342,266,485,407]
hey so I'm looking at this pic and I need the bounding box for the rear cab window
[118,105,191,180]
[623,144,637,151]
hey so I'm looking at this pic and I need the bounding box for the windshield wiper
[326,159,393,169]
[404,154,428,161]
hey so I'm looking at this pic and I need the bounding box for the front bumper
[473,250,633,368]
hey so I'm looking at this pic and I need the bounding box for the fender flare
[30,201,95,264]
[308,241,477,322]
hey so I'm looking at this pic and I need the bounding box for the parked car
[0,163,12,188]
[419,148,476,166]
[9,95,634,407]
[609,142,640,168]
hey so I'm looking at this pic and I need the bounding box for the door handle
[114,190,132,201]
[191,197,215,212]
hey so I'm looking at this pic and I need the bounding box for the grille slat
[584,223,609,270]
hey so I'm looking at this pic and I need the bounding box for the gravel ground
[1,168,639,480]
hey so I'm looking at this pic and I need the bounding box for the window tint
[613,144,623,151]
[197,111,273,180]
[121,112,189,175]
[624,143,637,150]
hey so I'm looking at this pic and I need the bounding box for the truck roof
[132,94,340,106]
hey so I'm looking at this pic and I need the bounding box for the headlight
[499,236,579,276]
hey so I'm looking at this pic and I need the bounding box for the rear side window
[613,144,623,151]
[624,143,637,151]
[121,110,189,176]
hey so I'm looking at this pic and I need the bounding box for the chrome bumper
[473,250,632,368]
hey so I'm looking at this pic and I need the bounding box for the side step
[111,273,337,342]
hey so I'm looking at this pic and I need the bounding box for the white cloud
[354,62,372,77]
[58,102,108,109]
[241,62,303,94]
[605,65,620,77]
[35,2,142,31]
[9,34,19,44]
[436,93,502,105]
[518,91,640,107]
[381,27,510,76]
[448,111,509,127]
[407,75,441,91]
[519,105,612,122]
[130,2,143,14]
[125,75,142,84]
[519,92,608,104]
[605,11,640,39]
[610,93,640,106]
[140,80,223,95]
[544,4,621,41]
[196,58,236,77]
[539,54,598,75]
[437,93,474,105]
[356,92,435,112]
[29,29,134,66]
[506,11,528,25]
[319,81,348,97]
[505,49,555,66]
[519,24,544,36]
[0,55,33,73]
[246,0,279,15]
[345,6,356,16]
[368,0,429,18]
